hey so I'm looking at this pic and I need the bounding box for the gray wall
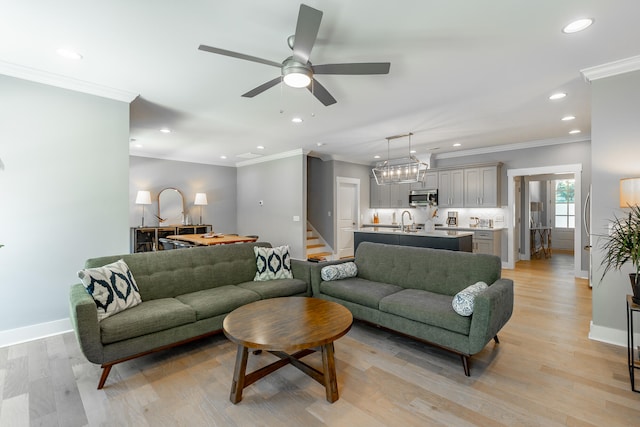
[129,156,237,233]
[590,70,640,333]
[434,140,591,271]
[237,153,306,258]
[307,157,371,248]
[0,75,129,333]
[307,156,333,246]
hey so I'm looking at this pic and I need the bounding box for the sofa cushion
[320,278,403,309]
[100,298,196,344]
[237,278,308,299]
[254,245,293,281]
[176,285,261,320]
[452,281,488,316]
[78,259,142,321]
[379,289,471,335]
[321,262,358,281]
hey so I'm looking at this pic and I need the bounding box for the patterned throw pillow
[78,259,142,321]
[254,245,293,281]
[452,281,488,316]
[321,262,358,281]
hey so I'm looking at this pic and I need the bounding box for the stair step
[307,243,324,249]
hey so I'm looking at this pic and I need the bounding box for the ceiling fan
[198,3,390,106]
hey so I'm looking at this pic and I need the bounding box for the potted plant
[599,204,640,303]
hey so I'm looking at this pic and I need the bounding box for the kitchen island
[354,228,473,252]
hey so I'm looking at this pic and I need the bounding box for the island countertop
[357,227,474,238]
[354,228,473,252]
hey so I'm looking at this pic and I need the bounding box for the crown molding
[0,60,138,103]
[434,135,590,160]
[235,148,309,167]
[581,55,640,83]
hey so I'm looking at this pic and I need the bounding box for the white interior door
[336,177,360,259]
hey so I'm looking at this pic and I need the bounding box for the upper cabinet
[438,169,464,207]
[464,165,500,207]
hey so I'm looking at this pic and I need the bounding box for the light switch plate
[293,216,300,222]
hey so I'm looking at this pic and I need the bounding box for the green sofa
[309,242,513,375]
[69,242,310,389]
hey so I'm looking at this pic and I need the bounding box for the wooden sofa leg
[98,364,113,390]
[460,355,470,376]
[493,335,500,344]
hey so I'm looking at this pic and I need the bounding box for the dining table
[165,233,258,246]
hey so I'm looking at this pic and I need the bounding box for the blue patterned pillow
[452,281,488,316]
[78,259,142,321]
[321,262,358,281]
[254,245,293,281]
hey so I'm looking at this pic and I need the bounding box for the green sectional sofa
[309,242,513,375]
[69,242,310,389]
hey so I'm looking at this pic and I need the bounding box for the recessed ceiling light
[549,92,567,100]
[134,144,143,148]
[562,18,594,34]
[569,129,581,134]
[256,145,264,150]
[409,150,417,154]
[453,143,461,147]
[561,115,576,121]
[160,128,171,133]
[56,48,83,60]
[291,117,303,123]
[220,155,227,159]
[374,155,381,159]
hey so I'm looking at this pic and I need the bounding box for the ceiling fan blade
[198,44,282,68]
[308,79,336,106]
[292,4,322,64]
[241,76,282,98]
[313,62,391,75]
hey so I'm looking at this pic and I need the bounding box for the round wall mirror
[157,187,185,226]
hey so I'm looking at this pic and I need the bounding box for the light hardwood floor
[1,254,639,426]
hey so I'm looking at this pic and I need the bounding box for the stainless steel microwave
[409,189,438,206]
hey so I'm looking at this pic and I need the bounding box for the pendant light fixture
[372,133,429,185]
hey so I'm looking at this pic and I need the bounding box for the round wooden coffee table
[223,297,353,404]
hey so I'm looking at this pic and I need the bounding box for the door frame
[507,164,584,277]
[335,177,360,259]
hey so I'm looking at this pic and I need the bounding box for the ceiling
[2,1,639,166]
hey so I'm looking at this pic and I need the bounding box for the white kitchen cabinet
[438,169,464,207]
[370,177,389,208]
[472,229,502,257]
[389,183,411,207]
[464,165,500,207]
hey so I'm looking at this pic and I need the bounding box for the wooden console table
[530,227,552,259]
[130,225,211,253]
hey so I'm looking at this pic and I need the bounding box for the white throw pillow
[321,262,358,281]
[78,259,142,321]
[452,281,488,316]
[254,245,293,281]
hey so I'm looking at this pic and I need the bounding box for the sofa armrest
[291,259,314,296]
[309,258,355,296]
[69,283,104,364]
[468,278,514,354]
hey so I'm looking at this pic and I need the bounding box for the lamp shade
[135,190,152,205]
[194,193,208,206]
[620,177,640,207]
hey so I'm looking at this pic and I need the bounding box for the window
[554,179,575,228]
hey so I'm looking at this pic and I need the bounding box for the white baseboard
[588,320,636,347]
[0,318,72,348]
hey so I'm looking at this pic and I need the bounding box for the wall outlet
[328,211,331,217]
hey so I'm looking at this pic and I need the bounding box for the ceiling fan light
[283,71,311,88]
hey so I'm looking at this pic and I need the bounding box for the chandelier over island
[372,133,430,185]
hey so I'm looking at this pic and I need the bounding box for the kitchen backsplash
[364,206,508,229]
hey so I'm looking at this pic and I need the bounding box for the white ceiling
[2,1,639,166]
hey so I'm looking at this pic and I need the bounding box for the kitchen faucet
[401,210,413,232]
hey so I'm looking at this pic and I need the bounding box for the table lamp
[135,190,152,227]
[194,193,208,225]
